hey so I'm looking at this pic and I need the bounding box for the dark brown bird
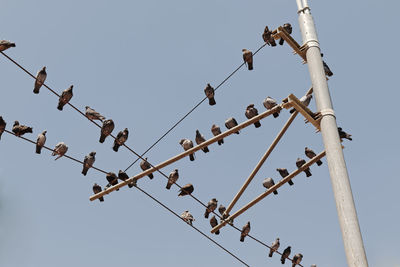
[0,40,16,51]
[178,183,194,196]
[269,238,280,257]
[245,104,261,128]
[204,198,218,219]
[242,49,253,70]
[338,127,352,141]
[82,151,96,176]
[36,130,47,154]
[292,253,303,267]
[12,121,33,137]
[113,128,129,152]
[210,216,220,235]
[211,124,224,145]
[262,26,276,46]
[218,204,226,216]
[296,158,312,177]
[225,117,239,134]
[277,168,293,185]
[0,116,6,140]
[99,119,114,143]
[106,172,119,191]
[240,221,251,242]
[57,85,73,111]
[33,66,47,94]
[92,183,104,202]
[204,83,216,106]
[263,96,280,118]
[140,157,154,179]
[305,147,322,166]
[281,246,291,264]
[166,169,179,190]
[195,130,209,153]
[118,170,136,188]
[279,23,292,45]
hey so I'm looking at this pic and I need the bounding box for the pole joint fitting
[320,108,336,118]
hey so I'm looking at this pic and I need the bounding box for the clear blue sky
[1,0,399,266]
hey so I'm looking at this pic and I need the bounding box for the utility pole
[295,0,368,266]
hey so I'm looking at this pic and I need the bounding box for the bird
[12,121,33,137]
[311,265,317,267]
[211,124,224,145]
[113,128,129,152]
[85,106,105,121]
[179,139,195,161]
[305,147,322,166]
[242,49,253,70]
[338,127,352,141]
[204,198,218,219]
[33,66,47,94]
[262,177,278,195]
[210,216,220,235]
[92,183,104,202]
[106,172,119,191]
[281,246,291,264]
[195,130,209,153]
[279,23,293,45]
[181,210,195,226]
[323,61,333,77]
[204,83,216,106]
[262,26,276,46]
[245,104,261,128]
[225,117,239,134]
[263,96,280,118]
[178,183,194,196]
[166,169,179,189]
[218,204,226,216]
[269,238,280,257]
[0,40,16,51]
[52,142,68,160]
[99,119,114,143]
[118,170,136,188]
[292,253,303,267]
[277,168,294,186]
[240,221,251,242]
[57,85,73,111]
[82,151,96,176]
[290,94,313,113]
[0,116,6,140]
[36,130,47,154]
[140,157,154,179]
[296,158,312,177]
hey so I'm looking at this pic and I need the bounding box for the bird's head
[90,151,96,156]
[242,49,247,52]
[42,130,47,135]
[212,198,217,202]
[196,129,200,134]
[85,106,90,109]
[247,104,254,109]
[174,169,178,173]
[179,139,185,145]
[68,85,73,91]
[13,121,19,126]
[124,128,129,132]
[42,66,46,71]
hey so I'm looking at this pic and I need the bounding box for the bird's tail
[270,39,277,47]
[148,173,154,179]
[289,108,295,114]
[33,86,40,94]
[36,145,42,154]
[166,183,172,190]
[113,143,120,152]
[189,154,195,161]
[26,127,33,133]
[273,112,279,118]
[202,146,209,153]
[254,121,261,128]
[217,139,224,145]
[273,190,278,195]
[204,210,209,219]
[292,262,296,267]
[316,160,323,166]
[209,98,216,106]
[305,169,312,177]
[55,155,62,160]
[0,133,2,140]
[99,197,104,202]
[57,102,64,111]
[215,230,220,235]
[269,250,273,257]
[288,179,294,186]
[279,38,285,45]
[240,236,245,242]
[346,135,353,141]
[235,131,240,135]
[248,62,253,70]
[82,167,88,176]
[99,134,106,143]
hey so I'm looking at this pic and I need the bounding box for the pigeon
[296,158,312,177]
[218,204,226,216]
[204,198,218,219]
[57,85,73,111]
[99,119,114,143]
[311,265,317,267]
[33,67,47,94]
[245,104,261,128]
[0,40,16,52]
[269,238,280,257]
[0,116,6,140]
[85,106,105,121]
[52,142,68,160]
[263,96,280,118]
[179,139,195,161]
[210,216,220,235]
[240,221,251,242]
[242,49,253,70]
[92,183,104,202]
[195,130,209,153]
[82,151,96,176]
[292,253,303,267]
[305,147,322,166]
[36,130,47,154]
[281,246,291,264]
[338,127,352,141]
[277,168,294,185]
[204,83,216,106]
[106,172,119,191]
[178,183,194,196]
[140,157,154,179]
[262,26,276,46]
[181,210,195,226]
[211,124,224,145]
[279,23,292,45]
[225,117,239,134]
[118,170,136,188]
[290,94,313,113]
[166,169,179,189]
[12,121,33,137]
[113,128,129,152]
[262,177,278,195]
[323,61,333,77]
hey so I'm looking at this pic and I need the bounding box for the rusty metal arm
[288,93,321,131]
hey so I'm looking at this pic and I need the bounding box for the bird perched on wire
[118,170,135,188]
[113,128,129,152]
[179,139,195,161]
[36,130,47,154]
[242,49,253,70]
[82,151,96,176]
[263,96,280,118]
[52,142,68,160]
[245,104,261,128]
[338,127,352,141]
[178,183,194,196]
[276,168,294,186]
[0,40,16,51]
[204,198,218,219]
[262,26,276,46]
[85,106,105,121]
[305,147,322,166]
[92,183,104,202]
[33,66,47,94]
[279,23,293,45]
[57,85,73,111]
[269,237,280,257]
[218,204,226,216]
[210,216,220,235]
[181,210,195,226]
[0,116,6,140]
[262,177,278,195]
[195,130,209,153]
[106,172,119,191]
[140,157,154,179]
[225,117,239,134]
[296,158,312,177]
[281,246,291,264]
[211,124,224,145]
[292,253,303,267]
[12,121,33,137]
[99,119,114,143]
[240,221,251,242]
[166,169,179,189]
[204,83,216,106]
[290,93,313,113]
